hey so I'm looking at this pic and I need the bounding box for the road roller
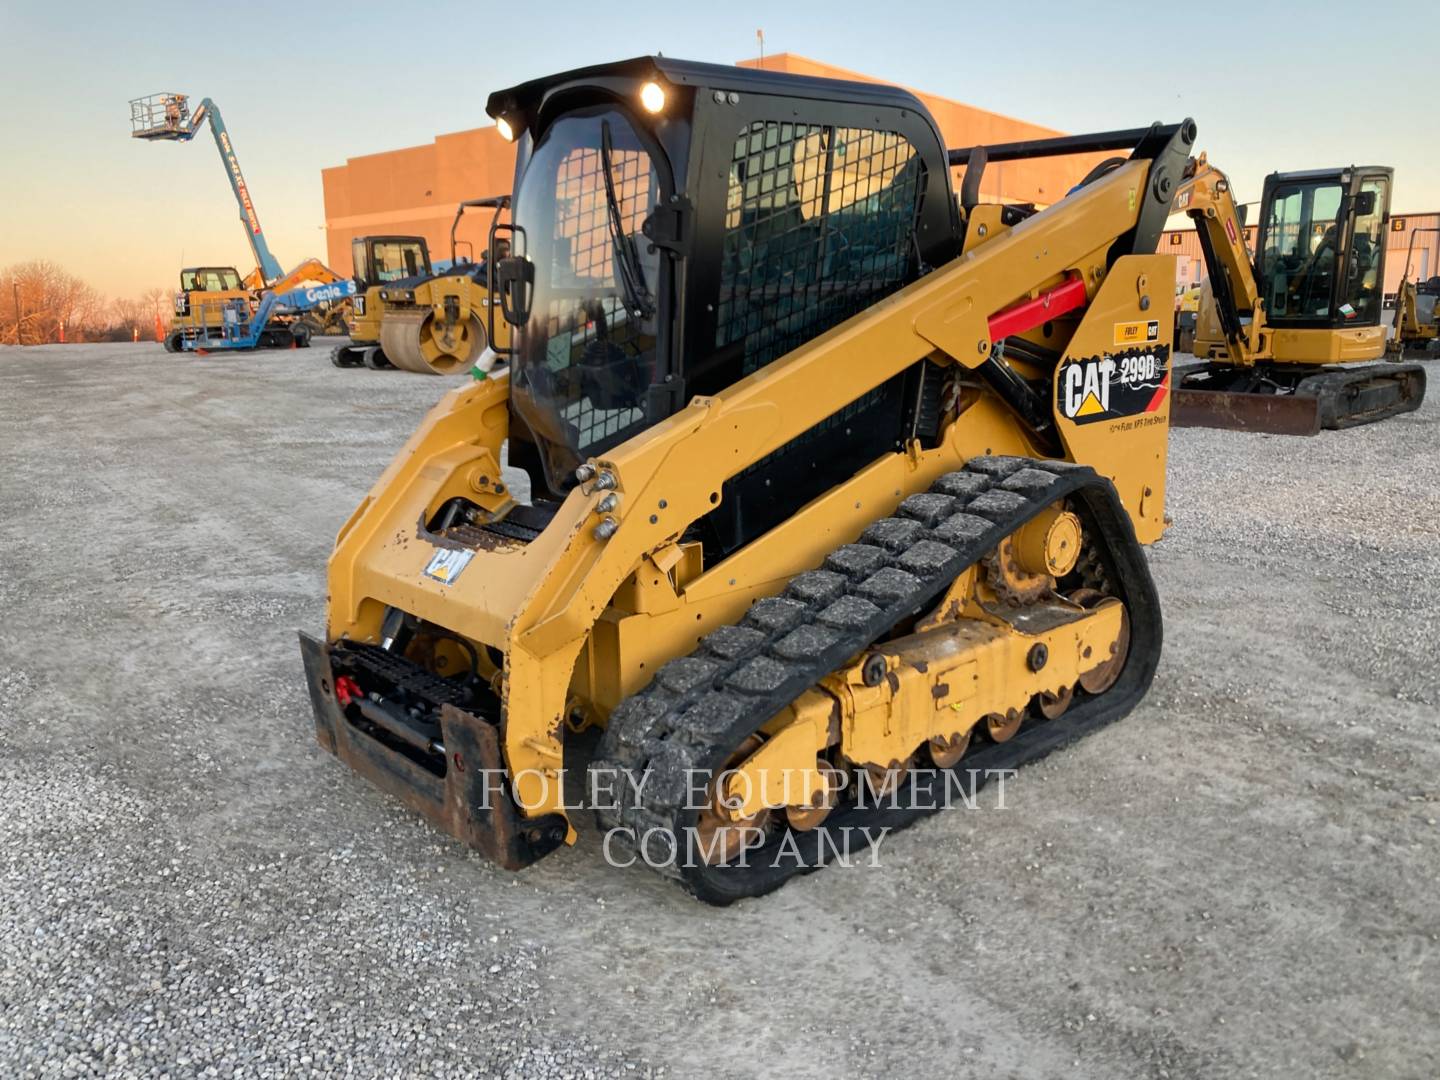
[332,199,511,375]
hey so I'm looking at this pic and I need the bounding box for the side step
[1173,362,1427,435]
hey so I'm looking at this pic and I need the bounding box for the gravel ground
[1,341,1437,1079]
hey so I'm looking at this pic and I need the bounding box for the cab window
[1341,177,1387,322]
[1260,181,1342,319]
[368,241,429,284]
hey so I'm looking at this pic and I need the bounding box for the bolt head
[594,516,619,540]
[593,471,617,491]
[1027,643,1049,672]
[574,463,596,483]
[596,493,618,513]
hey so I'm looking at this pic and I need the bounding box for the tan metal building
[321,53,1109,275]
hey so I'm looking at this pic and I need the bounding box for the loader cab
[1255,167,1391,329]
[486,57,959,550]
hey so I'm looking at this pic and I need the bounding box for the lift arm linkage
[1171,154,1268,366]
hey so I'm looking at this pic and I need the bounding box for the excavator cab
[167,266,249,350]
[1254,167,1390,328]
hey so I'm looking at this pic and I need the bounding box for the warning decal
[423,548,475,585]
[1057,345,1171,426]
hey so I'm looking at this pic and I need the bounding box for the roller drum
[379,309,486,375]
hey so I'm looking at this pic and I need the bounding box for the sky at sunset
[1,0,1435,301]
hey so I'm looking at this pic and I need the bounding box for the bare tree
[0,261,106,344]
[109,297,145,342]
[142,287,173,341]
[0,261,174,345]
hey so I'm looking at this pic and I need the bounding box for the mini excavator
[303,57,1196,903]
[1175,160,1425,434]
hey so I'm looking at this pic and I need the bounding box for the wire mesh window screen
[552,147,655,284]
[538,144,659,452]
[716,121,924,376]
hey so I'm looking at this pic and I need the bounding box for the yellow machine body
[319,161,1170,826]
[302,58,1185,901]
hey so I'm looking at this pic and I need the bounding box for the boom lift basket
[129,94,191,139]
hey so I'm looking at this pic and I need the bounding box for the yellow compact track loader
[301,57,1189,903]
[1178,162,1425,434]
[331,200,510,375]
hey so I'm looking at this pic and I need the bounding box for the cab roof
[486,55,931,131]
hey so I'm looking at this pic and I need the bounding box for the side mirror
[496,256,534,327]
[1353,192,1377,217]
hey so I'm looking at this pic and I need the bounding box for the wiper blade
[599,120,655,322]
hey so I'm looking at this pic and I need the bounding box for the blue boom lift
[180,280,358,353]
[129,94,285,284]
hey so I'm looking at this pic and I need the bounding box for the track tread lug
[859,517,926,553]
[784,570,848,606]
[727,655,795,696]
[700,625,769,661]
[823,544,888,580]
[967,489,1033,522]
[773,624,844,660]
[896,492,958,527]
[1000,467,1064,495]
[964,455,1032,477]
[655,657,722,695]
[895,540,960,579]
[933,512,998,544]
[929,472,991,499]
[817,594,883,629]
[855,566,924,605]
[744,596,810,635]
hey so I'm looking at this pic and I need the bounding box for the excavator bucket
[1173,362,1427,435]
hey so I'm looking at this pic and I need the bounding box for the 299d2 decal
[1057,345,1171,426]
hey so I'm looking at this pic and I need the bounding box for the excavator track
[591,456,1162,904]
[1174,361,1426,434]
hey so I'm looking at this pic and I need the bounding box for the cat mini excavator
[300,57,1192,903]
[1176,160,1425,434]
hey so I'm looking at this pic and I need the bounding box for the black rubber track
[1297,364,1426,430]
[590,455,1163,905]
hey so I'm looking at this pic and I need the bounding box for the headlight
[496,116,515,142]
[639,81,665,114]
